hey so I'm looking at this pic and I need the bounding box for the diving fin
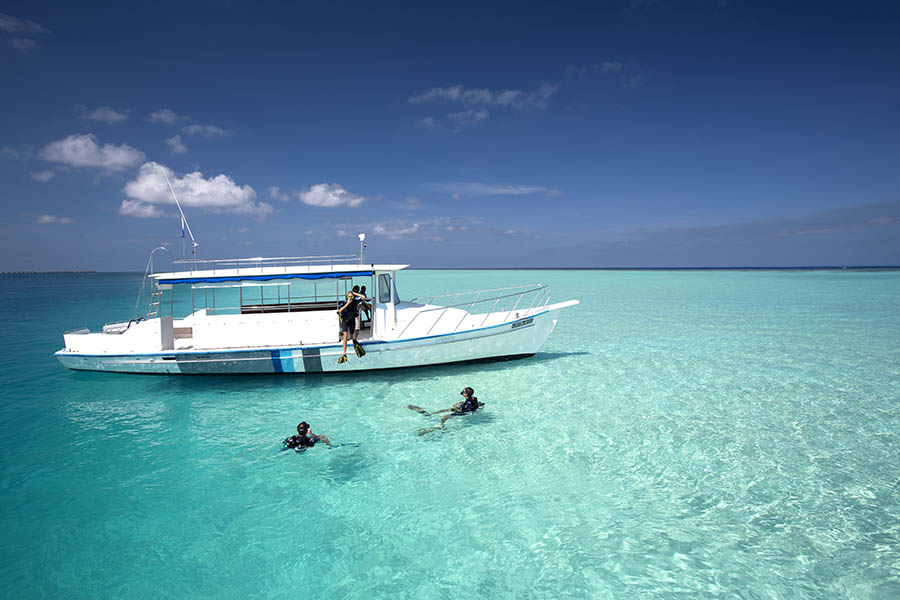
[407,405,430,416]
[353,340,366,358]
[337,354,348,364]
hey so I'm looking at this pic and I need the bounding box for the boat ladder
[147,288,163,317]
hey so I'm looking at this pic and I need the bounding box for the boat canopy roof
[151,263,409,285]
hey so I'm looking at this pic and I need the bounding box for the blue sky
[2,0,899,269]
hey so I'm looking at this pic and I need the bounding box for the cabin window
[378,273,392,303]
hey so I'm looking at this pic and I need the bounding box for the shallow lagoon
[1,270,899,598]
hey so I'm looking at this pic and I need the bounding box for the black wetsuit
[340,296,360,333]
[283,434,316,450]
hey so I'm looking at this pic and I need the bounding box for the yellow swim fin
[337,354,348,364]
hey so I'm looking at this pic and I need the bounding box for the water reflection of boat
[56,247,577,374]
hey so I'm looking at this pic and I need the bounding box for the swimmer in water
[282,421,332,451]
[410,387,483,435]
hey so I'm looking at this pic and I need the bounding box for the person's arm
[337,298,351,314]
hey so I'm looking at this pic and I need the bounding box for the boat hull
[55,309,562,375]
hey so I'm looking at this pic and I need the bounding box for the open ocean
[1,269,899,599]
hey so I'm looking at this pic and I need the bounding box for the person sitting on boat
[411,387,484,435]
[359,285,372,326]
[337,290,366,363]
[283,421,331,451]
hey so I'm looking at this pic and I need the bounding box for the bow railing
[400,284,551,337]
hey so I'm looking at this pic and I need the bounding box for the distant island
[0,271,97,275]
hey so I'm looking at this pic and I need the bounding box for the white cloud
[545,189,564,197]
[447,109,488,125]
[299,183,364,208]
[410,82,559,110]
[268,186,291,202]
[336,229,349,237]
[182,124,229,138]
[166,134,188,154]
[372,221,421,239]
[35,214,73,224]
[31,169,54,182]
[84,106,129,123]
[118,199,164,218]
[1,13,49,51]
[428,182,547,197]
[8,37,37,50]
[148,108,189,123]
[122,161,272,217]
[39,133,145,171]
[0,13,50,34]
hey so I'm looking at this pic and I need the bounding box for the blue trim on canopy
[158,270,374,285]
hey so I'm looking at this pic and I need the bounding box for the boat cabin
[147,257,407,350]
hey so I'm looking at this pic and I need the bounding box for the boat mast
[160,166,199,260]
[358,233,366,264]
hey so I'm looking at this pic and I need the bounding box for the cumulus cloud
[83,106,129,123]
[428,182,547,197]
[31,169,54,182]
[410,82,559,110]
[268,186,291,202]
[166,134,188,154]
[40,133,145,171]
[118,199,164,218]
[148,108,189,123]
[182,124,229,138]
[35,214,73,224]
[299,183,364,208]
[121,161,271,218]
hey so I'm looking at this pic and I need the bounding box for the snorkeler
[410,387,483,435]
[282,421,332,451]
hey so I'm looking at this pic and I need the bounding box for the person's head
[360,285,366,294]
[460,387,474,399]
[352,285,360,293]
[297,422,309,435]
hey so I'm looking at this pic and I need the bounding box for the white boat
[55,246,578,375]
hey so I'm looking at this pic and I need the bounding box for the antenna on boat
[358,233,366,264]
[159,165,198,260]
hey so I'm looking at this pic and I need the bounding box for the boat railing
[401,284,551,337]
[170,254,363,275]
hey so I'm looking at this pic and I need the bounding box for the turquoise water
[1,270,899,598]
